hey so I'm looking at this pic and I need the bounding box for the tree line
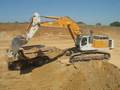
[78,21,120,27]
[0,21,120,27]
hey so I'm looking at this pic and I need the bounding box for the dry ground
[0,24,120,90]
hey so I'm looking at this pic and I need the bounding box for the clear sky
[0,0,120,25]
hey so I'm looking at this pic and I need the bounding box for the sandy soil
[0,24,120,90]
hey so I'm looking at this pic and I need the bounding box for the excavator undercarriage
[69,50,110,63]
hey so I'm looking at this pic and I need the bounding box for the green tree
[96,23,102,26]
[77,21,86,25]
[110,21,120,27]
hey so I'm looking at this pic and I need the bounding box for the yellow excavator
[40,16,114,62]
[6,13,114,69]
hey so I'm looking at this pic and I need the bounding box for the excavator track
[69,51,110,63]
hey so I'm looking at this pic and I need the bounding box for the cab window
[81,37,87,46]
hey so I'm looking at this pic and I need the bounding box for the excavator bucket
[11,35,27,56]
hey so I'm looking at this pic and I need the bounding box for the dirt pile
[62,61,120,90]
[0,58,120,90]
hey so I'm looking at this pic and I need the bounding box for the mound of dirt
[61,61,120,90]
[0,57,120,90]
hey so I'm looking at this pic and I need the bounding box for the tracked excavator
[40,15,114,62]
[6,13,114,69]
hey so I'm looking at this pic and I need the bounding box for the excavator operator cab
[76,35,94,51]
[76,35,114,51]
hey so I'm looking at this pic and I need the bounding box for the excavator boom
[41,16,81,43]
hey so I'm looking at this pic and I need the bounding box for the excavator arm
[7,13,41,59]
